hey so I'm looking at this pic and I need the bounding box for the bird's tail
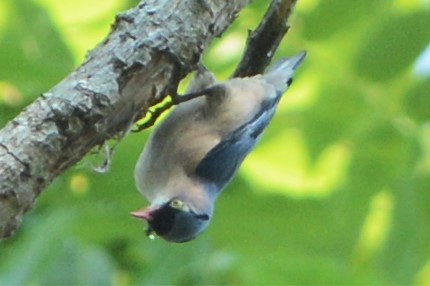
[264,51,307,93]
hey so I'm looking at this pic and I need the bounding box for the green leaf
[354,10,430,81]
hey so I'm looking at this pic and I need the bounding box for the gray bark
[0,0,297,238]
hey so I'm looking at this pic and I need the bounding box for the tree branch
[0,0,250,238]
[0,0,299,238]
[233,0,298,77]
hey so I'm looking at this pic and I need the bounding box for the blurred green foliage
[1,0,430,285]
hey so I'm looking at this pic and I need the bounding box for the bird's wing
[195,96,281,193]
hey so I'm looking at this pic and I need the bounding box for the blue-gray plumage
[131,51,306,243]
[195,90,281,190]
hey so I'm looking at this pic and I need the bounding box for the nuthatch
[132,51,306,243]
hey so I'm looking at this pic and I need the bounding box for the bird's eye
[170,199,187,211]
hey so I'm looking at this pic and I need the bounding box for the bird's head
[131,198,212,243]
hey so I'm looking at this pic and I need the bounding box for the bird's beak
[130,206,159,221]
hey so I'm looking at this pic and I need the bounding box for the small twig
[133,102,174,131]
[134,85,224,131]
[233,0,298,77]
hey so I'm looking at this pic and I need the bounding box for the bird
[131,51,306,243]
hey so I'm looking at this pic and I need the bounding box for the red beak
[130,206,158,221]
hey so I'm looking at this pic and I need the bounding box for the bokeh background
[1,0,430,284]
